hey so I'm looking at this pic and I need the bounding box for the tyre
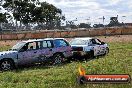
[0,59,14,71]
[52,54,64,65]
[85,51,93,59]
[89,50,94,59]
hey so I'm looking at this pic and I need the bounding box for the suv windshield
[9,42,26,51]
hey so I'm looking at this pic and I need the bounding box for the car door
[17,42,41,65]
[96,39,106,55]
[53,39,72,57]
[60,39,73,57]
[37,40,53,62]
[90,39,101,56]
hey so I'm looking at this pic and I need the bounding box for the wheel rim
[1,61,11,70]
[54,55,63,65]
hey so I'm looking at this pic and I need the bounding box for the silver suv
[0,38,73,71]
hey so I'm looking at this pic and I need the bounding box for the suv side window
[37,40,52,49]
[54,39,68,47]
[28,42,37,50]
[42,41,47,48]
[47,41,52,48]
[21,42,37,51]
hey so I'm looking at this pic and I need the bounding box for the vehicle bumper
[73,51,86,55]
[72,51,87,58]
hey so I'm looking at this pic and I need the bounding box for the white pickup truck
[70,37,109,60]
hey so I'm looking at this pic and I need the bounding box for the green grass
[0,42,132,88]
[0,46,11,51]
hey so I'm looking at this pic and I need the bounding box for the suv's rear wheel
[0,59,14,71]
[52,54,64,65]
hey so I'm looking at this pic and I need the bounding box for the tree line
[0,0,65,30]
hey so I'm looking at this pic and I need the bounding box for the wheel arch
[0,58,16,70]
[53,52,65,58]
[0,58,15,66]
[89,50,95,57]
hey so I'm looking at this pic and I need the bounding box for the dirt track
[66,35,132,43]
[0,35,132,47]
[98,35,132,43]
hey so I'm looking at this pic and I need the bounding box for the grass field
[0,36,132,88]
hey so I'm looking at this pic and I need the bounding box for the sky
[0,0,132,25]
[41,0,132,25]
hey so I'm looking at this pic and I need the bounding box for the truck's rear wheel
[89,50,94,59]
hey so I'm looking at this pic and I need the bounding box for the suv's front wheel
[0,59,14,71]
